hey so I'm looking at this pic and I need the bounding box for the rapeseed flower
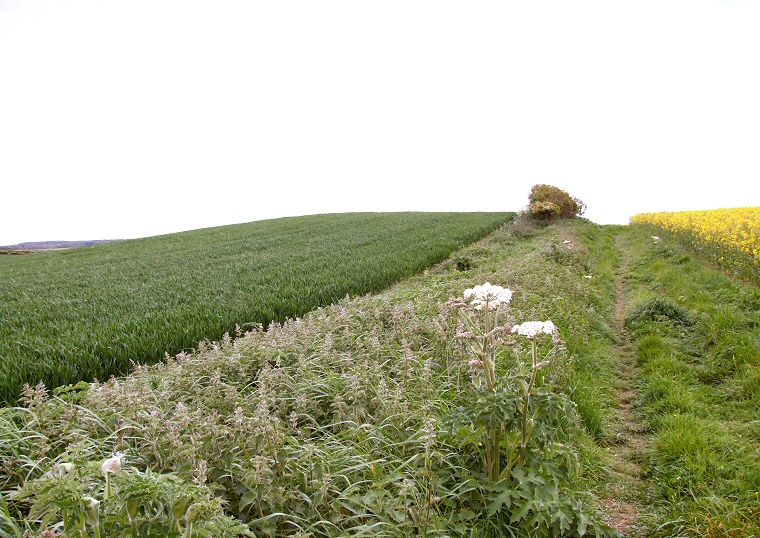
[631,207,760,280]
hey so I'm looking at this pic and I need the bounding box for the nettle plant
[450,283,614,537]
[10,453,251,538]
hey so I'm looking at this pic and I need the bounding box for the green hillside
[0,212,510,403]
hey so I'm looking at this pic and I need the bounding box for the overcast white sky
[1,0,759,245]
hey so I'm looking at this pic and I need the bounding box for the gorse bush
[528,185,586,221]
[0,219,622,537]
[528,200,562,221]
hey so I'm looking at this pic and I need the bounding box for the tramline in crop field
[0,212,510,404]
[630,207,760,280]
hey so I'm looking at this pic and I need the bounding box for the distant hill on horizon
[0,239,119,251]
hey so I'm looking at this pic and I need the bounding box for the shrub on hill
[527,184,586,221]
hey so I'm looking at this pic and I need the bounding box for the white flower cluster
[511,320,556,338]
[463,282,513,310]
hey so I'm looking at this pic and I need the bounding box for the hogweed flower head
[463,282,513,310]
[511,320,557,339]
[102,452,122,501]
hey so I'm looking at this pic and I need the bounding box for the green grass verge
[0,212,510,404]
[619,226,760,537]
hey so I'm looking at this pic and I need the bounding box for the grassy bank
[0,212,509,404]
[1,217,625,537]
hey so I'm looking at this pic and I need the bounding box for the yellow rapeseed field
[630,207,760,278]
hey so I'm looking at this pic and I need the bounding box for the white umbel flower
[511,320,557,338]
[463,282,513,310]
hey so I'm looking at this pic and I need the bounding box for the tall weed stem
[519,338,539,466]
[456,283,513,482]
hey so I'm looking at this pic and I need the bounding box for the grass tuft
[625,298,693,330]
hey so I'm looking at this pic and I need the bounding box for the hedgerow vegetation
[1,218,625,537]
[0,212,509,404]
[527,185,586,222]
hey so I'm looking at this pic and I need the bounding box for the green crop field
[0,212,511,404]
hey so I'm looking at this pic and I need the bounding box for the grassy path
[597,230,653,537]
[601,225,760,537]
